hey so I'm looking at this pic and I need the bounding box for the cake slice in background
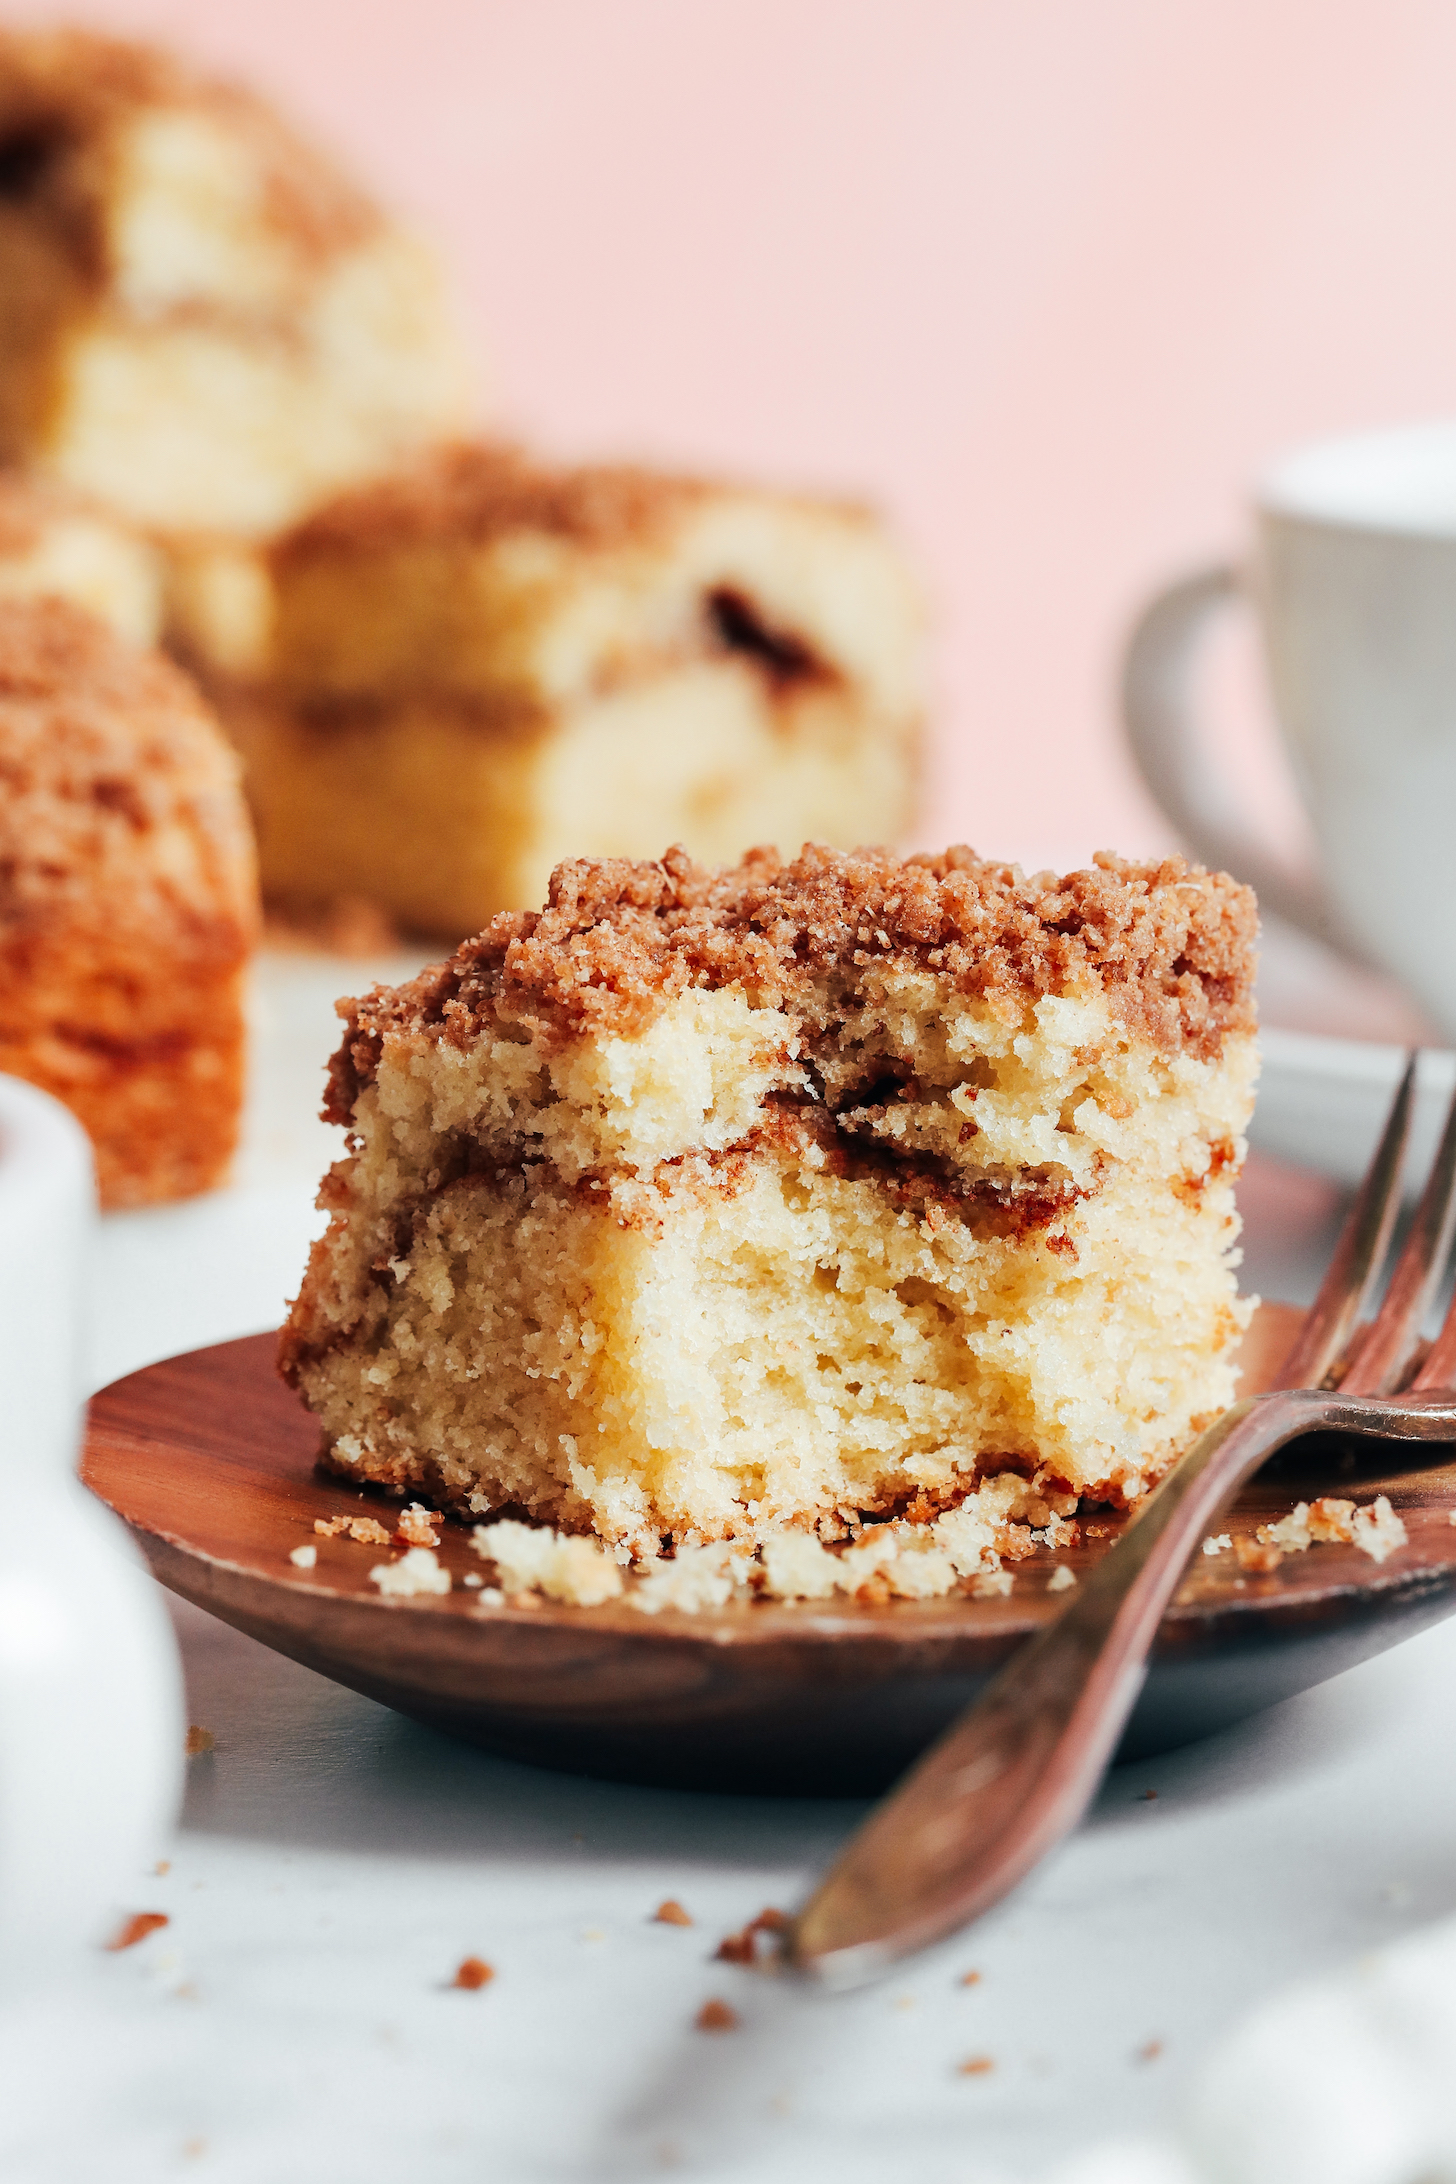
[0,29,471,538]
[174,442,926,936]
[0,470,163,646]
[281,844,1257,1582]
[0,596,257,1207]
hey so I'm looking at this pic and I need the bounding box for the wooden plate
[81,1304,1456,1795]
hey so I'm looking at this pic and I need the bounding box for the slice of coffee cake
[0,472,163,646]
[177,443,924,936]
[0,596,257,1206]
[0,30,469,536]
[281,845,1258,1566]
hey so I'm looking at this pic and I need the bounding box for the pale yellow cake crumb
[1350,1496,1408,1564]
[1259,1505,1314,1552]
[1257,1494,1408,1565]
[288,1543,317,1569]
[1046,1564,1076,1593]
[628,1543,748,1615]
[472,1519,624,1606]
[969,1569,1015,1600]
[369,1546,451,1597]
[1202,1533,1232,1556]
[396,1503,441,1547]
[315,1513,392,1544]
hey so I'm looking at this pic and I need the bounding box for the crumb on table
[451,1957,494,1990]
[106,1911,169,1952]
[653,1899,693,1926]
[288,1543,317,1569]
[185,1726,214,1756]
[695,1998,740,2032]
[716,1907,789,1965]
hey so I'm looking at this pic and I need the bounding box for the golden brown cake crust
[325,842,1258,1120]
[0,469,59,555]
[272,440,872,567]
[0,595,258,1205]
[0,27,381,276]
[272,442,712,565]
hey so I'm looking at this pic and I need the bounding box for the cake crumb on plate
[1257,1494,1408,1564]
[315,1513,392,1545]
[396,1503,440,1548]
[369,1546,451,1598]
[472,1520,623,1607]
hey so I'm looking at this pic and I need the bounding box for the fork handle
[789,1387,1393,1987]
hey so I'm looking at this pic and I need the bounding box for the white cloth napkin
[1046,1913,1456,2184]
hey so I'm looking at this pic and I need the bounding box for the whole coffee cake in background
[0,596,257,1207]
[0,29,471,537]
[0,470,163,646]
[281,843,1258,1602]
[174,443,926,936]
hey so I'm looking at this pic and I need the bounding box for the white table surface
[11,947,1456,2184]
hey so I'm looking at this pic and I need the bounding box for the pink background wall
[18,0,1456,873]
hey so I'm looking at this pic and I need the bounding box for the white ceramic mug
[1124,419,1456,1037]
[0,1074,183,1990]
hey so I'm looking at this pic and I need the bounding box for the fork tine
[1410,1072,1456,1392]
[1276,1050,1417,1391]
[1340,1061,1456,1396]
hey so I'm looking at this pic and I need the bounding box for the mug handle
[1121,565,1337,948]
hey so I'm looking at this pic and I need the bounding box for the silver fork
[790,1051,1456,1989]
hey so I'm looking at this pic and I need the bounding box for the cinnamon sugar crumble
[328,843,1256,1097]
[277,441,710,564]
